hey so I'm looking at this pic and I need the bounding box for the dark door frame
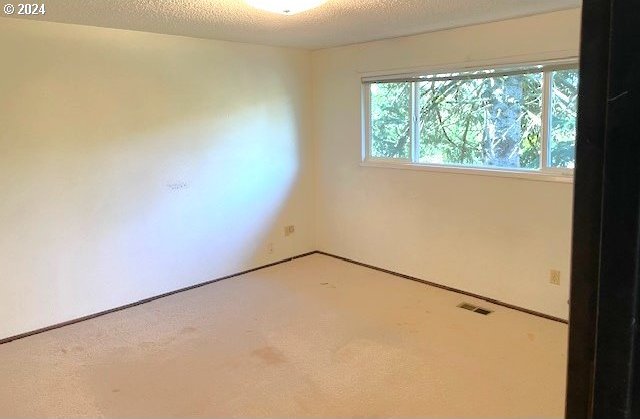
[566,1,640,417]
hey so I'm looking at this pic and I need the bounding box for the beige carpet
[0,254,567,418]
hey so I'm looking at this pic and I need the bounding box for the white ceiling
[7,0,581,49]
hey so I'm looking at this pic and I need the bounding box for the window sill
[360,161,574,184]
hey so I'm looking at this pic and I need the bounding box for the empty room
[1,0,595,417]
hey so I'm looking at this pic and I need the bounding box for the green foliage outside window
[550,70,579,168]
[418,73,542,169]
[368,68,579,171]
[370,82,412,159]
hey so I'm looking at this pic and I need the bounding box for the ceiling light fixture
[246,0,328,15]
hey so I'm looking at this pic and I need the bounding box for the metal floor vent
[457,302,493,315]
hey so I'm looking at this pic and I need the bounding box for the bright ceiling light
[246,0,328,15]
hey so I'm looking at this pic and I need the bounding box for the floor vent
[457,302,493,315]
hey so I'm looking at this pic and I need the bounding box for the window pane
[370,82,411,159]
[418,72,543,170]
[550,70,579,169]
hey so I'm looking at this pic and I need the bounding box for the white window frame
[361,58,579,183]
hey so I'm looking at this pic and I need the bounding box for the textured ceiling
[5,0,581,49]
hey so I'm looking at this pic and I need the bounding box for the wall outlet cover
[550,270,561,285]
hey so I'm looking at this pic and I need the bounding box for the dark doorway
[566,0,640,417]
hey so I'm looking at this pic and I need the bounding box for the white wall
[0,19,315,339]
[311,9,581,319]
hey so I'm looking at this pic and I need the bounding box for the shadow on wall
[0,20,310,338]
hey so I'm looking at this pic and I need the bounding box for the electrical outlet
[550,270,561,285]
[284,225,295,237]
[268,242,274,254]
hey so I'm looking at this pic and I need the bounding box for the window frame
[361,58,579,182]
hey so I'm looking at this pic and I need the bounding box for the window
[363,62,579,178]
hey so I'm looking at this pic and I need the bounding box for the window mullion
[411,82,420,163]
[541,71,552,171]
[363,85,372,161]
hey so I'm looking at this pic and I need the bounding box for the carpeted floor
[0,254,568,418]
